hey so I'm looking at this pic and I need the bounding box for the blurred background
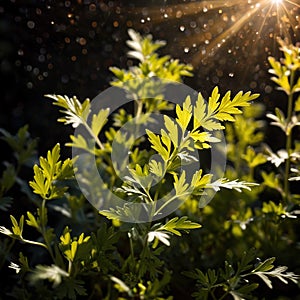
[1,0,299,153]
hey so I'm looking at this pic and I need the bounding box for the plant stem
[135,100,143,119]
[128,231,135,264]
[83,121,105,150]
[211,290,218,300]
[219,290,230,300]
[154,192,190,217]
[21,238,48,249]
[40,199,56,262]
[283,70,295,205]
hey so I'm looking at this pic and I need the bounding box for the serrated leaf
[215,91,259,121]
[146,130,170,161]
[208,86,221,113]
[109,66,125,80]
[191,170,213,189]
[149,159,164,178]
[158,216,201,236]
[29,165,47,197]
[173,171,189,197]
[11,215,24,237]
[91,108,110,137]
[66,134,95,154]
[26,212,39,229]
[57,278,87,300]
[29,144,73,200]
[242,147,267,168]
[194,92,224,131]
[176,96,192,132]
[46,94,91,128]
[210,178,258,192]
[164,115,178,147]
[0,164,16,193]
[253,257,275,272]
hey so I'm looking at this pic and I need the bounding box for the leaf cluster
[0,30,299,300]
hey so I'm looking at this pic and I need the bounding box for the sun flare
[123,0,299,85]
[126,0,299,66]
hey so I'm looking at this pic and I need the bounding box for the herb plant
[0,30,299,299]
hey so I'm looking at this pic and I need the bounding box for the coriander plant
[0,30,299,300]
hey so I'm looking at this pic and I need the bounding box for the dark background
[0,0,299,154]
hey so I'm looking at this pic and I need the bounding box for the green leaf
[190,131,220,149]
[253,257,275,272]
[215,91,259,121]
[261,171,281,191]
[11,215,24,237]
[57,278,87,300]
[0,164,16,194]
[29,144,73,200]
[268,56,283,77]
[235,283,259,295]
[191,170,212,189]
[46,94,91,128]
[193,92,224,131]
[29,167,46,198]
[149,159,164,178]
[109,66,125,80]
[173,171,189,197]
[242,147,267,168]
[91,108,110,137]
[60,229,91,263]
[158,216,201,236]
[295,95,300,112]
[66,134,95,154]
[176,96,192,132]
[146,130,170,161]
[91,223,119,252]
[208,86,221,113]
[0,125,38,165]
[26,212,39,229]
[19,252,30,271]
[164,115,178,147]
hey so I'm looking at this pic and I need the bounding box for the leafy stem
[40,198,55,262]
[21,238,48,249]
[283,69,296,204]
[135,99,143,120]
[82,120,105,150]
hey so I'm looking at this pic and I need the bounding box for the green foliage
[183,37,300,299]
[0,30,299,300]
[184,249,299,300]
[0,125,38,211]
[156,216,201,236]
[266,38,300,203]
[29,143,73,200]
